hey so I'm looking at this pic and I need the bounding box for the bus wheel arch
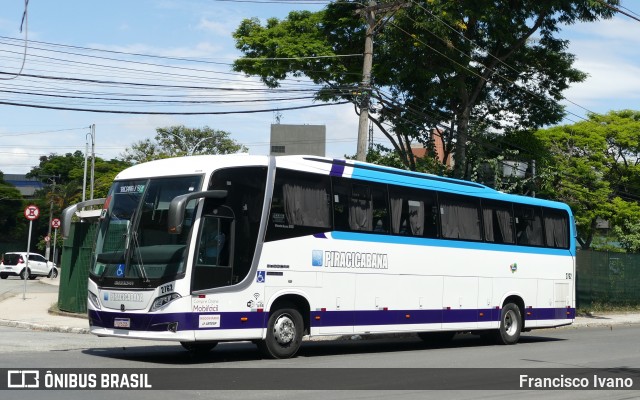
[259,294,310,359]
[496,295,524,345]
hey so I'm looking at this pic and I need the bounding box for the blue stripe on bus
[89,307,575,332]
[329,231,574,256]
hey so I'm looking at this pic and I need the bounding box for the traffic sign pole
[24,220,33,300]
[53,228,58,271]
[51,218,61,269]
[23,205,40,300]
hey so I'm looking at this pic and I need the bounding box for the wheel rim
[272,314,296,346]
[21,269,28,279]
[504,309,518,336]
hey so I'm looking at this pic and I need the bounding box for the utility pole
[355,1,409,161]
[355,0,376,162]
[83,124,96,201]
[45,175,59,261]
[90,123,96,200]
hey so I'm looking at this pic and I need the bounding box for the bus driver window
[199,218,226,265]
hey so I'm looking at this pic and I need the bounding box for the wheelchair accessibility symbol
[116,264,125,278]
[256,270,265,283]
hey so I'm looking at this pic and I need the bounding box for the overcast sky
[0,0,638,175]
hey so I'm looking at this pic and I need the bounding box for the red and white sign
[51,218,61,229]
[44,235,50,242]
[24,205,40,221]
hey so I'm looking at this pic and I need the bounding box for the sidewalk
[1,278,640,335]
[0,278,89,334]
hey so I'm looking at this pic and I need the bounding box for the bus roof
[114,154,268,181]
[276,155,571,212]
[114,154,571,213]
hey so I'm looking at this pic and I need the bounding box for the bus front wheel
[259,306,303,359]
[496,303,522,345]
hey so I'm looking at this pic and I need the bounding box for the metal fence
[58,222,97,313]
[576,250,640,308]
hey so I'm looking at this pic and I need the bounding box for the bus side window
[439,194,482,241]
[193,215,233,291]
[543,209,569,249]
[482,201,515,244]
[202,166,268,289]
[514,206,544,246]
[389,185,438,238]
[332,177,388,234]
[265,169,331,242]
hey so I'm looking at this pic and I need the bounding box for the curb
[0,318,89,334]
[48,307,88,320]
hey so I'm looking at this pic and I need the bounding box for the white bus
[62,154,575,359]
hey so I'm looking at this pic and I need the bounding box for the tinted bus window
[266,169,332,242]
[333,177,389,233]
[482,201,515,244]
[514,205,544,246]
[543,209,569,249]
[389,185,438,238]
[439,194,482,241]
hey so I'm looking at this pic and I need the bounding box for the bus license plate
[114,318,130,328]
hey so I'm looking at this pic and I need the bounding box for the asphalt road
[0,276,58,300]
[0,324,639,400]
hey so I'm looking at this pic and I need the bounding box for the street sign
[44,235,50,242]
[51,218,61,228]
[24,205,40,221]
[23,205,40,299]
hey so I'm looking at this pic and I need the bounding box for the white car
[0,252,58,280]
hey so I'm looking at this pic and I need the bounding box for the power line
[0,99,350,115]
[0,0,29,81]
[595,0,640,22]
[395,8,590,124]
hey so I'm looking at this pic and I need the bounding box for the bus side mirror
[167,190,228,235]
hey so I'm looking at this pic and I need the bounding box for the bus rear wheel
[496,303,522,345]
[259,306,303,359]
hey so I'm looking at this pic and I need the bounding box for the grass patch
[577,301,640,316]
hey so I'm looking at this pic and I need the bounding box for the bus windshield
[91,175,202,287]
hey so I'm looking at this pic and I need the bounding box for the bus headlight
[88,290,101,310]
[150,293,181,312]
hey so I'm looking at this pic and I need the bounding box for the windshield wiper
[119,207,150,286]
[131,230,150,285]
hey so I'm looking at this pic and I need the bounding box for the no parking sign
[24,204,40,220]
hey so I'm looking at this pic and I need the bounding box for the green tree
[120,125,247,164]
[0,171,24,243]
[535,110,640,250]
[26,152,130,252]
[233,1,616,177]
[27,151,85,184]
